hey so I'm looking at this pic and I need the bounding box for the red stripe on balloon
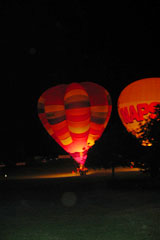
[66,112,90,122]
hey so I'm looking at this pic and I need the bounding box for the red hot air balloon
[38,82,112,168]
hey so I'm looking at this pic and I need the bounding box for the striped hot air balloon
[38,82,112,166]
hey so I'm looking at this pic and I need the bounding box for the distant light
[0,164,6,168]
[41,159,47,163]
[58,155,71,159]
[16,162,26,166]
[4,174,7,178]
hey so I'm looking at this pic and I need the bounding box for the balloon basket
[76,166,88,176]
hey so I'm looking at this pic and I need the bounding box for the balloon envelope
[38,82,112,165]
[117,78,160,146]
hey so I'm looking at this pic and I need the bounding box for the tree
[86,120,136,170]
[137,104,160,177]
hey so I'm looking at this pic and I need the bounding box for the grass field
[0,170,160,240]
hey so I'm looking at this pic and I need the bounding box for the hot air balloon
[117,78,160,146]
[37,82,112,171]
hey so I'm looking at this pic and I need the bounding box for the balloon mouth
[70,150,88,165]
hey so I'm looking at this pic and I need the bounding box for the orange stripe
[90,122,104,130]
[47,127,54,135]
[64,89,88,100]
[52,120,67,131]
[38,96,45,104]
[91,105,108,112]
[45,105,64,112]
[67,118,90,128]
[58,131,71,140]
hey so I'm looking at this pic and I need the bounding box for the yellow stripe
[80,152,83,157]
[45,105,64,112]
[69,124,90,134]
[64,89,88,100]
[61,137,72,145]
[87,134,99,147]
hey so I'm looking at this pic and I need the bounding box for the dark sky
[1,1,160,159]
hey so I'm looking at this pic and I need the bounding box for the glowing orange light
[117,78,160,145]
[38,82,112,165]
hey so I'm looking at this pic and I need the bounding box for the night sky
[1,1,160,161]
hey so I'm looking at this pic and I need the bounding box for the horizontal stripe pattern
[38,85,73,149]
[37,97,45,114]
[37,82,112,165]
[81,82,112,147]
[48,115,66,125]
[45,105,65,112]
[65,101,90,109]
[38,96,55,137]
[64,89,88,100]
[64,83,91,154]
[91,116,107,124]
